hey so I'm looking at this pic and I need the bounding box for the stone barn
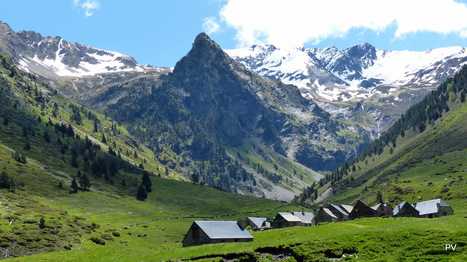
[293,210,315,227]
[311,205,338,225]
[413,198,454,218]
[182,221,253,247]
[271,212,302,228]
[349,200,376,220]
[246,217,271,230]
[372,203,393,217]
[328,204,349,221]
[393,201,419,217]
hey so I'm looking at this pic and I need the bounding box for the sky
[1,0,467,67]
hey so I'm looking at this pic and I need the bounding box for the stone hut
[293,209,315,227]
[393,201,419,217]
[311,205,338,225]
[327,204,349,221]
[371,203,393,217]
[413,198,454,218]
[182,221,253,247]
[246,217,271,230]
[271,212,302,228]
[349,200,377,220]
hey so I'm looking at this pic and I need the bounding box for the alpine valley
[0,19,466,261]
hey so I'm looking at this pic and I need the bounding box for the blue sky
[1,0,467,67]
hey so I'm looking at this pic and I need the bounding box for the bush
[90,235,106,245]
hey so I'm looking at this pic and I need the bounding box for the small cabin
[312,205,338,225]
[271,212,302,228]
[246,217,271,230]
[372,203,393,217]
[413,198,454,218]
[393,201,419,217]
[349,200,376,220]
[327,204,349,221]
[293,210,315,226]
[182,221,253,247]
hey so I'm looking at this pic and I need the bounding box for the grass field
[5,207,466,261]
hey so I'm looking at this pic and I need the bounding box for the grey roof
[247,217,268,228]
[194,221,253,240]
[372,203,382,210]
[393,201,413,216]
[293,211,315,224]
[340,204,353,214]
[328,204,349,216]
[323,208,338,219]
[372,203,391,210]
[413,198,451,216]
[277,212,302,222]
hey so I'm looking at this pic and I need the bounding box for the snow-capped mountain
[0,21,155,78]
[226,44,467,102]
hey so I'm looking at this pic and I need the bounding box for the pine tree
[376,191,383,203]
[39,217,46,229]
[136,183,147,201]
[102,133,107,144]
[0,171,10,189]
[43,130,50,143]
[71,177,78,193]
[79,174,91,191]
[142,172,152,192]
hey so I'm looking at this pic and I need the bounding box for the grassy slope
[9,209,466,261]
[0,53,297,259]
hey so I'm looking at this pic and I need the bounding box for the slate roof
[393,201,416,216]
[340,204,353,214]
[323,208,338,219]
[413,198,451,216]
[328,204,349,216]
[371,203,383,210]
[293,212,315,224]
[247,217,269,228]
[194,221,253,240]
[277,212,302,222]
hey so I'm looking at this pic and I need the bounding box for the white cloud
[73,0,100,17]
[203,17,221,35]
[219,0,467,47]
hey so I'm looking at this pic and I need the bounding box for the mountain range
[227,43,467,136]
[1,20,466,200]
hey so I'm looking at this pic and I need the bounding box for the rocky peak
[184,32,229,66]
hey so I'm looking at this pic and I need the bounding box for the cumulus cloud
[73,0,100,17]
[203,17,221,35]
[219,0,467,47]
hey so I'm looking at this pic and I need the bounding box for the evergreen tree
[3,117,9,126]
[43,130,50,143]
[102,133,107,144]
[24,139,31,150]
[376,191,383,203]
[39,217,46,229]
[136,183,147,201]
[71,177,78,193]
[109,161,117,176]
[142,172,152,192]
[79,173,91,191]
[67,124,75,137]
[190,173,199,184]
[0,171,10,189]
